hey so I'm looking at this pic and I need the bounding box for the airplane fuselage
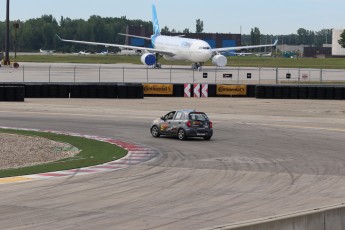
[154,35,213,63]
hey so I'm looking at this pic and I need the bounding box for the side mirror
[160,116,165,120]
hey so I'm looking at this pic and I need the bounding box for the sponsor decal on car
[161,124,169,131]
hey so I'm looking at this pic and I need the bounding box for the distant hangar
[332,29,345,57]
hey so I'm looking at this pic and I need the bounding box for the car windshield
[189,112,208,121]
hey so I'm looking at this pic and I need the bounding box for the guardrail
[1,65,345,84]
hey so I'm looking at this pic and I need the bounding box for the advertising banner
[143,84,173,95]
[216,85,247,96]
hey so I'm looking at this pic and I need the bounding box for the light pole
[4,0,10,65]
[13,21,19,68]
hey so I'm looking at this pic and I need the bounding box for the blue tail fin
[151,4,160,46]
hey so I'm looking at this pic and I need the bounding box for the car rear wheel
[178,129,186,140]
[151,126,160,137]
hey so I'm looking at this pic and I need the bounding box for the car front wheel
[151,126,160,137]
[178,129,186,140]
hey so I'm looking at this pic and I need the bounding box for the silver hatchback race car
[150,110,213,140]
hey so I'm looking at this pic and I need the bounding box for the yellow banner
[217,85,247,96]
[143,84,173,95]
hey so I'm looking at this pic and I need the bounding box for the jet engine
[212,54,227,67]
[141,53,156,66]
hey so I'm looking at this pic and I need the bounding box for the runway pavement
[0,98,345,229]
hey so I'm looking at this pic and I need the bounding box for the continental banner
[217,85,247,96]
[143,84,173,95]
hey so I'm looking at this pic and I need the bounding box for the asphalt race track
[1,98,345,230]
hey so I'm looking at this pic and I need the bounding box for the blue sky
[0,0,344,34]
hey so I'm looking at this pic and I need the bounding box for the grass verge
[0,128,127,178]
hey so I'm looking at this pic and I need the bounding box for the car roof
[175,109,206,114]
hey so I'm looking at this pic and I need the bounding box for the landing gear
[191,63,203,71]
[154,63,161,69]
[153,53,162,69]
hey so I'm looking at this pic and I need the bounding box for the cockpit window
[199,47,210,50]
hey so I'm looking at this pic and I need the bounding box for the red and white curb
[0,127,159,182]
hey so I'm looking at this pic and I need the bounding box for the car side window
[175,112,183,120]
[164,111,176,120]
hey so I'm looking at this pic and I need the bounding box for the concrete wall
[206,205,345,230]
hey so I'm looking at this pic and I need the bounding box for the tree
[161,26,170,34]
[183,28,190,34]
[339,30,345,48]
[250,27,261,45]
[196,19,204,33]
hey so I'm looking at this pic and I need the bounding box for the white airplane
[57,5,278,70]
[77,51,90,55]
[231,52,253,56]
[98,50,109,55]
[39,49,55,55]
[255,52,272,57]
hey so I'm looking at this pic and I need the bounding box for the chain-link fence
[1,65,345,84]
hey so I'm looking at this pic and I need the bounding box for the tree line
[0,15,343,52]
[0,15,152,52]
[244,27,334,48]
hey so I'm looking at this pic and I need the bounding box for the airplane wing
[118,33,152,41]
[212,39,278,53]
[56,35,175,57]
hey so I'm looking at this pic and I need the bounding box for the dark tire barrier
[135,85,144,99]
[89,84,98,98]
[334,87,345,100]
[0,86,25,102]
[173,84,184,97]
[307,86,317,99]
[299,86,308,99]
[33,84,42,98]
[117,84,128,99]
[273,85,282,99]
[265,85,274,99]
[290,86,299,99]
[281,86,290,99]
[325,87,334,100]
[127,85,137,99]
[97,85,108,98]
[316,86,326,100]
[208,84,217,97]
[255,85,345,100]
[0,87,4,101]
[255,86,266,99]
[58,84,70,98]
[1,83,344,100]
[80,84,90,98]
[106,84,118,98]
[246,85,256,97]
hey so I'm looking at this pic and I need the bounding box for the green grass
[12,54,345,69]
[0,128,127,178]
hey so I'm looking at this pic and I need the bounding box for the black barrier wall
[0,86,25,102]
[1,83,344,100]
[255,85,345,100]
[0,83,143,99]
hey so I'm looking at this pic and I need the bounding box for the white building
[332,29,345,56]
